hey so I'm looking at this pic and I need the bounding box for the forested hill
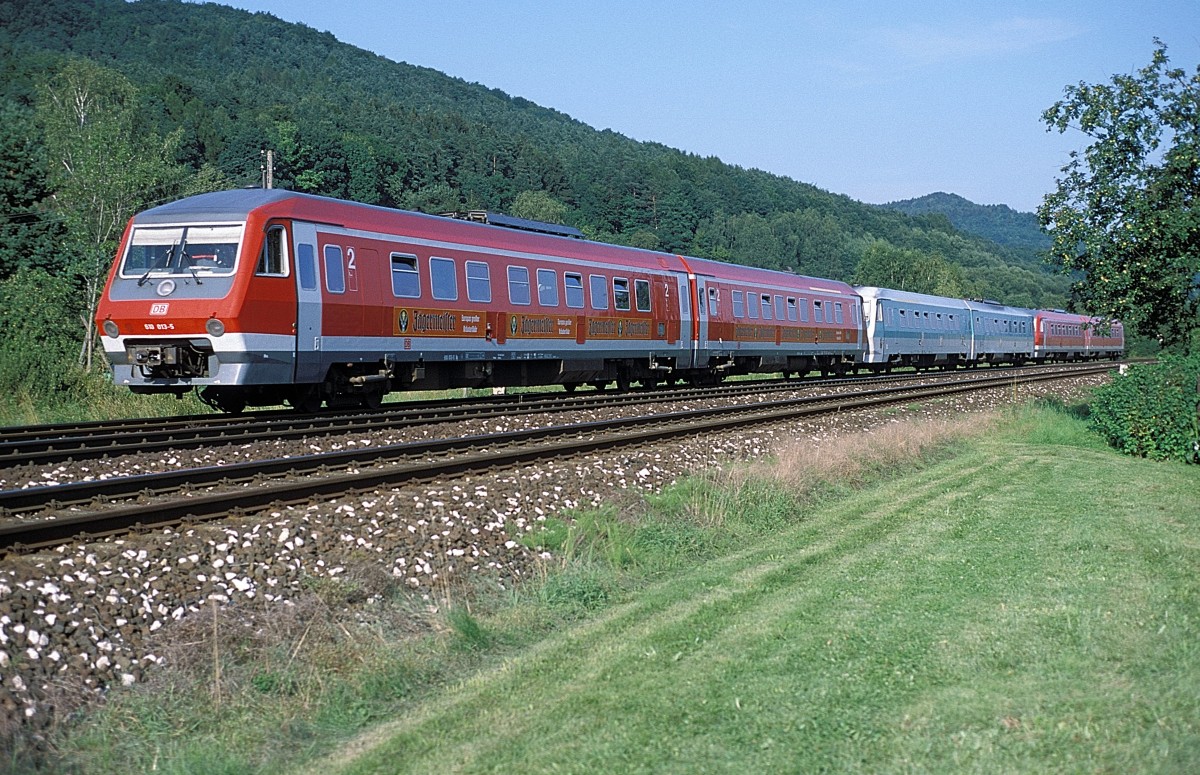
[882,192,1051,250]
[0,0,1069,309]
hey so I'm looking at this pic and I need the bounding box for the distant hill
[0,0,1070,308]
[881,193,1051,250]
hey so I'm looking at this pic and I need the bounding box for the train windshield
[120,224,243,281]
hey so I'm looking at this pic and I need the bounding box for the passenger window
[798,298,809,323]
[430,257,457,301]
[707,287,719,317]
[733,290,745,318]
[834,302,844,324]
[814,300,824,323]
[760,294,772,321]
[747,294,758,319]
[537,268,559,306]
[774,295,785,321]
[324,245,345,294]
[466,261,491,303]
[565,273,584,308]
[391,253,420,298]
[636,279,652,313]
[257,226,289,276]
[787,297,797,322]
[613,278,631,311]
[508,266,531,305]
[298,243,317,291]
[589,274,609,310]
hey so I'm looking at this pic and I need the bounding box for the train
[93,189,1124,412]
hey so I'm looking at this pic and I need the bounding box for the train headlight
[102,320,119,338]
[205,317,226,337]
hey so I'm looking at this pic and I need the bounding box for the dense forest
[882,192,1052,251]
[0,0,1075,411]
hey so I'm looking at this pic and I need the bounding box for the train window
[636,279,652,313]
[813,300,824,323]
[613,278,631,311]
[733,290,745,318]
[391,254,420,298]
[787,297,797,322]
[589,274,609,310]
[324,245,345,294]
[123,224,241,278]
[760,294,772,321]
[298,244,317,291]
[430,257,457,301]
[798,298,809,323]
[747,294,758,319]
[466,261,491,303]
[834,302,844,324]
[537,268,559,307]
[774,295,785,321]
[257,226,288,276]
[508,266,531,305]
[565,273,584,308]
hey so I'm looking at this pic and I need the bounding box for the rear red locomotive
[1033,309,1124,362]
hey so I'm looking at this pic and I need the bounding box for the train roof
[133,189,300,224]
[128,190,860,294]
[682,254,857,295]
[853,286,971,309]
[963,299,1034,317]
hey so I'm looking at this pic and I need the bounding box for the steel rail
[0,363,1114,552]
[0,363,1109,468]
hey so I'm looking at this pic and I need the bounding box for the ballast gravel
[0,375,1108,735]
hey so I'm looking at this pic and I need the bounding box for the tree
[510,190,568,224]
[1039,40,1200,348]
[37,60,187,369]
[0,100,64,277]
[851,241,972,298]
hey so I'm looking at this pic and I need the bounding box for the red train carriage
[1033,310,1124,362]
[684,255,861,378]
[1084,318,1125,360]
[95,190,863,411]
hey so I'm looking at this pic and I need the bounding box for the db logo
[150,303,170,316]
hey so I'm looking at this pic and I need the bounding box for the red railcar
[95,190,863,411]
[1033,310,1124,362]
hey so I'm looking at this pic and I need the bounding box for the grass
[306,403,1199,775]
[22,400,1200,774]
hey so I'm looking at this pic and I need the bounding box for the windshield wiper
[137,243,177,286]
[179,245,202,285]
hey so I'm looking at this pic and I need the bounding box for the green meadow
[44,403,1199,774]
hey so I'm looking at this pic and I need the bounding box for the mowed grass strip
[311,409,1200,774]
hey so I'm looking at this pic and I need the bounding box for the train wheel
[563,382,580,393]
[360,387,385,410]
[289,386,323,413]
[199,387,246,414]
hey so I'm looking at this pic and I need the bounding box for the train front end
[94,190,298,412]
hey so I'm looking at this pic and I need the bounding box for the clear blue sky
[210,0,1197,213]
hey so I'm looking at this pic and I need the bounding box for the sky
[208,0,1198,213]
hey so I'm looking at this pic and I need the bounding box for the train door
[292,222,324,383]
[692,275,710,367]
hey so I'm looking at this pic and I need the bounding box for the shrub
[1089,355,1200,463]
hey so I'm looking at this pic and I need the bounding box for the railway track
[0,363,1111,467]
[0,363,1115,552]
